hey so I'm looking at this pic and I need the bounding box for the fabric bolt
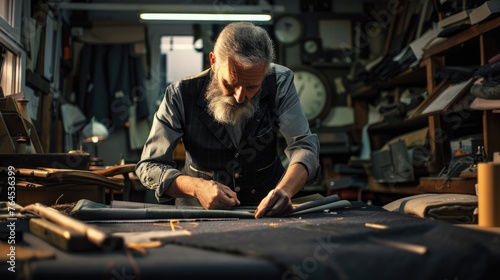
[74,44,149,127]
[474,61,500,77]
[69,196,351,220]
[435,66,478,84]
[383,193,478,224]
[470,83,500,99]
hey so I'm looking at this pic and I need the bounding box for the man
[136,22,320,218]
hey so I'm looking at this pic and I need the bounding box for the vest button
[234,152,239,158]
[235,186,241,192]
[234,172,240,178]
[251,189,256,194]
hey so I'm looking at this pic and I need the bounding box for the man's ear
[209,52,216,70]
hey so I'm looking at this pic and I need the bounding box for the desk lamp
[82,117,108,167]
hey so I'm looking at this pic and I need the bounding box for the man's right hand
[169,175,240,209]
[194,180,241,210]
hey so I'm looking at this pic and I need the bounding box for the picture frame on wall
[408,78,474,118]
[318,19,353,64]
[421,78,473,115]
[319,19,352,50]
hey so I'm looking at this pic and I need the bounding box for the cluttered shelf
[379,65,427,90]
[350,84,377,99]
[334,1,500,207]
[366,176,422,195]
[351,16,500,102]
[350,65,427,99]
[367,113,428,134]
[419,177,476,194]
[363,175,476,196]
[424,16,500,59]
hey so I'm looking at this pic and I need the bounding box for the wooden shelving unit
[350,16,500,197]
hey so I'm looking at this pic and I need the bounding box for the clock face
[304,40,318,54]
[274,15,304,46]
[301,38,322,64]
[293,68,331,123]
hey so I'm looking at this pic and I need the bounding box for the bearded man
[136,22,320,218]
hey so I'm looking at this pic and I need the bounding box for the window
[0,0,11,23]
[0,44,17,95]
[0,0,21,42]
[160,36,203,84]
[0,0,23,96]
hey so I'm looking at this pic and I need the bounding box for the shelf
[378,65,427,89]
[419,177,476,194]
[366,177,422,195]
[350,84,377,99]
[25,69,51,94]
[310,61,351,68]
[423,16,500,59]
[367,176,476,195]
[368,114,428,134]
[348,7,499,201]
[350,65,427,99]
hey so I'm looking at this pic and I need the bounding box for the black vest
[178,68,284,206]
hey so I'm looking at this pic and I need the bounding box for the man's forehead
[222,59,266,84]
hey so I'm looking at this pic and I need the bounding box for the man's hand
[194,180,240,210]
[254,188,293,219]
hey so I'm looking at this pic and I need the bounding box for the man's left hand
[254,188,293,219]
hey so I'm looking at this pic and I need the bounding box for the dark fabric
[130,53,149,120]
[437,24,471,37]
[70,196,351,220]
[107,44,132,127]
[178,69,284,205]
[70,199,255,220]
[474,61,500,77]
[76,45,94,118]
[18,203,500,280]
[470,83,500,99]
[353,48,417,87]
[158,205,500,280]
[89,45,109,122]
[435,66,478,84]
[74,44,149,127]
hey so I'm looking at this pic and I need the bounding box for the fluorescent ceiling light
[140,13,272,22]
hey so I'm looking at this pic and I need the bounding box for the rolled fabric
[477,162,500,227]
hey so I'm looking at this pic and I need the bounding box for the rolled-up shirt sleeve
[274,65,321,184]
[135,83,184,202]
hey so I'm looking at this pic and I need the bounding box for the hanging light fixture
[53,1,282,23]
[139,13,272,22]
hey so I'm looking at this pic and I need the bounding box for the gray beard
[205,75,258,126]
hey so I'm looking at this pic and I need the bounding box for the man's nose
[233,87,246,103]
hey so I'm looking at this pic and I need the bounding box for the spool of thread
[477,162,500,227]
[16,137,27,154]
[16,97,32,124]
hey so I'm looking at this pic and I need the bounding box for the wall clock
[292,66,332,125]
[301,38,323,64]
[273,15,304,46]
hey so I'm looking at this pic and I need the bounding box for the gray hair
[213,22,275,72]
